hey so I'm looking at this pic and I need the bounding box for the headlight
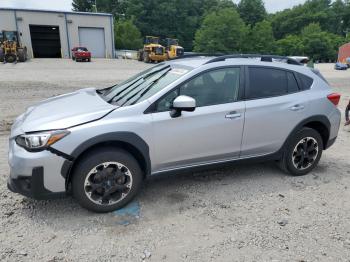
[15,130,70,151]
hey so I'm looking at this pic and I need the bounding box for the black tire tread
[278,127,323,176]
[72,147,143,213]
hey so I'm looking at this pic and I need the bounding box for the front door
[150,67,245,173]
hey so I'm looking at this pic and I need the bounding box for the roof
[0,7,112,17]
[168,56,313,76]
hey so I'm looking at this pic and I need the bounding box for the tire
[0,49,4,63]
[72,148,143,213]
[278,127,323,176]
[18,49,26,62]
[5,53,16,63]
[72,56,75,61]
[137,50,143,61]
[87,58,91,62]
[143,52,150,63]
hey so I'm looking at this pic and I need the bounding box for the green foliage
[124,0,236,50]
[114,19,143,50]
[238,0,267,26]
[276,23,347,61]
[246,20,275,53]
[194,8,247,53]
[270,0,350,39]
[72,0,94,12]
[276,35,304,56]
[300,23,346,61]
[72,0,350,60]
[93,0,127,17]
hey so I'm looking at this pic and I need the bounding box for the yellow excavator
[166,38,184,60]
[0,31,28,63]
[137,36,167,63]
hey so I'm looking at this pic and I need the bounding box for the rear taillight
[327,93,341,106]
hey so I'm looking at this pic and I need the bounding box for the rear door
[150,67,245,173]
[241,66,309,157]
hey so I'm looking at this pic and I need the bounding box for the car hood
[11,88,116,136]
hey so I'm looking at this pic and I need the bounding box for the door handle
[290,105,305,111]
[225,112,241,119]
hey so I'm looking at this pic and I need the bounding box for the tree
[270,0,333,39]
[301,23,342,61]
[72,0,94,12]
[93,0,127,19]
[276,35,304,56]
[194,8,247,53]
[238,0,266,26]
[115,19,143,50]
[246,20,275,53]
[124,0,236,50]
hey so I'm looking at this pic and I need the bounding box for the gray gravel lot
[0,59,350,261]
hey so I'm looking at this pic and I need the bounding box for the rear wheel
[0,49,4,62]
[137,50,144,61]
[18,49,27,62]
[72,148,143,213]
[143,52,150,63]
[278,127,323,176]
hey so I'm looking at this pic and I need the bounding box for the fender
[60,132,151,186]
[279,115,330,154]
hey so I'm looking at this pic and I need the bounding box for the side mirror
[170,95,196,118]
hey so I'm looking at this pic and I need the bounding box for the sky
[0,0,307,13]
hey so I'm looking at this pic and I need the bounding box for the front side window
[247,67,288,99]
[156,67,241,111]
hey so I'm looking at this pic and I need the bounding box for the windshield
[101,64,190,106]
[77,47,88,51]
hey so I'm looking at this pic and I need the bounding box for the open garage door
[79,27,105,58]
[29,25,61,58]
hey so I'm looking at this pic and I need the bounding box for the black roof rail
[171,53,224,60]
[204,54,302,65]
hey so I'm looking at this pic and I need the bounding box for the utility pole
[94,0,98,13]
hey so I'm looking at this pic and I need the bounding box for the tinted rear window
[247,67,288,99]
[287,72,299,93]
[297,73,313,90]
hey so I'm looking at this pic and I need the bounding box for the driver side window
[156,67,240,112]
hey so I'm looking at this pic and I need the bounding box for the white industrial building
[0,8,115,59]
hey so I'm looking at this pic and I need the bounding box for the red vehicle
[71,47,91,62]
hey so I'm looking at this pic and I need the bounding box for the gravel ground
[0,59,350,262]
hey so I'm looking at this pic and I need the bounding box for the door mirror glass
[170,95,196,118]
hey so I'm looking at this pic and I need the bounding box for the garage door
[30,25,61,58]
[78,27,105,58]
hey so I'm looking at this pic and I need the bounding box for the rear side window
[287,72,299,93]
[297,73,313,90]
[247,67,288,99]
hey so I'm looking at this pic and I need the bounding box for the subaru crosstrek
[8,55,341,212]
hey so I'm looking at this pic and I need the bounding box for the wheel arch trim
[60,132,151,188]
[282,115,330,152]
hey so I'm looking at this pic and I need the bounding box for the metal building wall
[0,8,114,59]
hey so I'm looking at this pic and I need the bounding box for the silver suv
[8,55,341,212]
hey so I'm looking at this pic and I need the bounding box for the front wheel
[278,127,323,176]
[72,148,143,213]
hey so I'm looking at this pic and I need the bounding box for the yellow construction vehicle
[137,36,167,63]
[166,38,184,60]
[0,31,28,63]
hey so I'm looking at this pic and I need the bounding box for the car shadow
[16,157,349,229]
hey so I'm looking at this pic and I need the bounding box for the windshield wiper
[107,65,170,103]
[121,67,172,106]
